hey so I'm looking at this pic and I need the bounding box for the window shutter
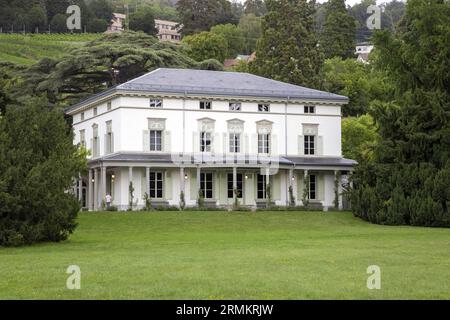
[111,133,114,153]
[164,131,171,152]
[190,170,197,200]
[90,138,93,157]
[192,131,199,153]
[298,135,304,156]
[317,174,325,201]
[270,134,278,156]
[141,175,146,200]
[317,136,323,156]
[251,133,258,155]
[143,130,150,151]
[104,134,108,154]
[273,174,281,200]
[165,170,172,200]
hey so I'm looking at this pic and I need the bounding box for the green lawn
[0,211,449,299]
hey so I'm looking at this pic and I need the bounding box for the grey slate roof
[118,68,348,101]
[89,152,357,168]
[66,68,348,113]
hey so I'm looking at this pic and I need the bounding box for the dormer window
[229,102,241,111]
[150,99,163,108]
[304,105,315,114]
[200,101,212,110]
[107,101,112,111]
[80,112,85,121]
[93,107,98,116]
[258,104,270,112]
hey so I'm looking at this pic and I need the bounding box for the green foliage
[341,115,378,163]
[288,185,295,207]
[250,0,323,89]
[351,0,450,231]
[128,182,134,211]
[179,191,186,210]
[320,57,393,116]
[0,96,86,246]
[87,19,108,33]
[50,14,68,33]
[233,187,241,210]
[265,183,272,208]
[129,7,158,35]
[320,0,356,59]
[176,0,235,35]
[243,0,267,17]
[302,174,309,208]
[5,32,220,107]
[238,13,262,54]
[143,192,152,211]
[182,31,228,62]
[333,172,341,210]
[210,24,245,58]
[197,189,205,208]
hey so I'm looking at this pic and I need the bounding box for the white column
[93,168,99,211]
[196,166,201,196]
[78,176,83,202]
[101,166,107,204]
[88,169,93,211]
[233,166,237,203]
[146,167,150,196]
[180,167,185,193]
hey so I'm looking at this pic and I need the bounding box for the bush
[106,205,118,212]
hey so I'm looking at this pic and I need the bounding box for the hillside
[0,34,102,65]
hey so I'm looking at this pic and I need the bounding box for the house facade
[66,68,356,211]
[155,19,181,43]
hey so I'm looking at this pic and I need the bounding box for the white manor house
[66,68,356,211]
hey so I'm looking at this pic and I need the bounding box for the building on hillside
[355,42,374,64]
[155,19,181,43]
[223,53,256,69]
[66,68,356,211]
[107,13,126,33]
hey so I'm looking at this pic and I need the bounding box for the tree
[238,13,262,54]
[27,4,47,33]
[87,0,114,23]
[50,13,68,33]
[176,0,235,35]
[349,0,376,43]
[342,115,378,163]
[0,97,86,246]
[250,0,323,89]
[211,23,245,58]
[87,18,108,33]
[350,0,450,227]
[319,57,392,116]
[380,0,406,34]
[243,0,267,16]
[320,0,356,59]
[182,31,228,62]
[129,7,158,35]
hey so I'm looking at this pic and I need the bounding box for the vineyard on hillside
[0,33,102,65]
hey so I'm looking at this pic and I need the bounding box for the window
[258,134,270,154]
[200,131,212,152]
[107,102,112,111]
[149,171,164,198]
[258,104,270,112]
[93,107,98,116]
[150,130,162,151]
[200,101,212,110]
[229,133,240,153]
[200,173,213,199]
[229,102,241,111]
[105,121,113,154]
[304,135,315,155]
[309,174,316,200]
[304,105,315,114]
[257,174,267,199]
[79,130,85,147]
[150,99,163,108]
[227,173,243,198]
[80,112,85,121]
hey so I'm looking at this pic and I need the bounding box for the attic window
[304,105,315,114]
[200,101,212,110]
[229,102,241,111]
[258,104,270,112]
[150,99,163,108]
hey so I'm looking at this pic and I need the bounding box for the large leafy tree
[129,7,158,35]
[250,0,323,88]
[238,13,262,54]
[182,31,228,62]
[0,97,86,246]
[8,32,222,107]
[320,0,356,59]
[210,23,245,58]
[243,0,267,16]
[350,0,450,227]
[176,0,235,35]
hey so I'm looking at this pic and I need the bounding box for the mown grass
[0,33,101,65]
[0,211,449,299]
